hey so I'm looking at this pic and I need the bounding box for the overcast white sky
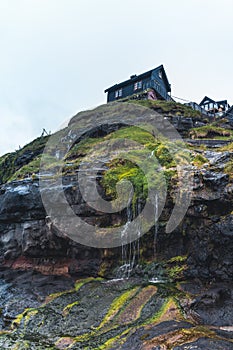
[0,0,233,156]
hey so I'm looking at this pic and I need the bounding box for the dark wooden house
[199,96,230,116]
[104,65,172,103]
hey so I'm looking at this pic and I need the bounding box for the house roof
[199,96,229,107]
[199,96,216,105]
[216,100,228,106]
[104,65,171,93]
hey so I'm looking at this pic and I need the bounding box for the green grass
[66,137,102,159]
[218,142,233,152]
[224,160,233,178]
[189,125,233,139]
[0,102,212,185]
[105,126,155,144]
[128,99,202,118]
[192,154,208,167]
[8,156,41,181]
[100,127,191,205]
[0,136,49,184]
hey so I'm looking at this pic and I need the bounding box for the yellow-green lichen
[12,308,38,329]
[96,287,140,330]
[144,297,174,325]
[62,301,79,316]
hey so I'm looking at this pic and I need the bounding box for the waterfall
[118,195,141,279]
[153,193,159,258]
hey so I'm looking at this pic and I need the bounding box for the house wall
[107,76,151,102]
[106,68,170,102]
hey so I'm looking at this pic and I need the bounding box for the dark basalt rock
[0,146,233,283]
[0,105,232,283]
[173,338,233,350]
[0,274,231,350]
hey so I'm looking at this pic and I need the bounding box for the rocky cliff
[0,100,232,349]
[0,101,232,281]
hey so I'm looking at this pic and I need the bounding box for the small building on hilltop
[104,65,172,103]
[199,96,230,116]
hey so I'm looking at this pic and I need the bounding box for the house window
[158,70,162,79]
[115,89,122,98]
[134,81,142,91]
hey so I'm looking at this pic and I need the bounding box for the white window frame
[115,89,122,98]
[134,81,142,91]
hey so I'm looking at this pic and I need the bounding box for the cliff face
[0,156,232,281]
[0,178,102,276]
[0,101,232,282]
[0,101,233,350]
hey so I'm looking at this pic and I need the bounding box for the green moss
[192,154,208,167]
[224,160,233,178]
[101,158,149,204]
[100,127,188,205]
[167,255,187,264]
[63,301,79,316]
[156,144,175,167]
[45,278,104,306]
[11,308,38,328]
[0,136,49,184]
[96,287,140,330]
[128,99,202,118]
[165,255,188,281]
[66,138,102,159]
[219,141,233,152]
[105,125,155,144]
[189,125,233,139]
[74,277,103,291]
[8,156,41,181]
[167,265,187,280]
[144,297,173,324]
[93,328,131,350]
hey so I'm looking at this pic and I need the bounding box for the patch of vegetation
[101,158,149,203]
[100,128,190,206]
[224,160,233,178]
[66,137,102,159]
[192,154,208,167]
[8,156,41,181]
[128,99,202,118]
[1,116,191,187]
[0,136,49,184]
[218,141,233,152]
[96,287,140,330]
[165,255,188,281]
[105,125,155,144]
[189,125,233,139]
[62,301,79,316]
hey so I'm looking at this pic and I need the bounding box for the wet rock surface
[0,103,233,348]
[0,273,232,349]
[0,157,232,282]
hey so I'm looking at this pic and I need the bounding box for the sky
[0,0,233,156]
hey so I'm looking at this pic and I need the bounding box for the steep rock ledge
[0,102,232,282]
[0,153,232,281]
